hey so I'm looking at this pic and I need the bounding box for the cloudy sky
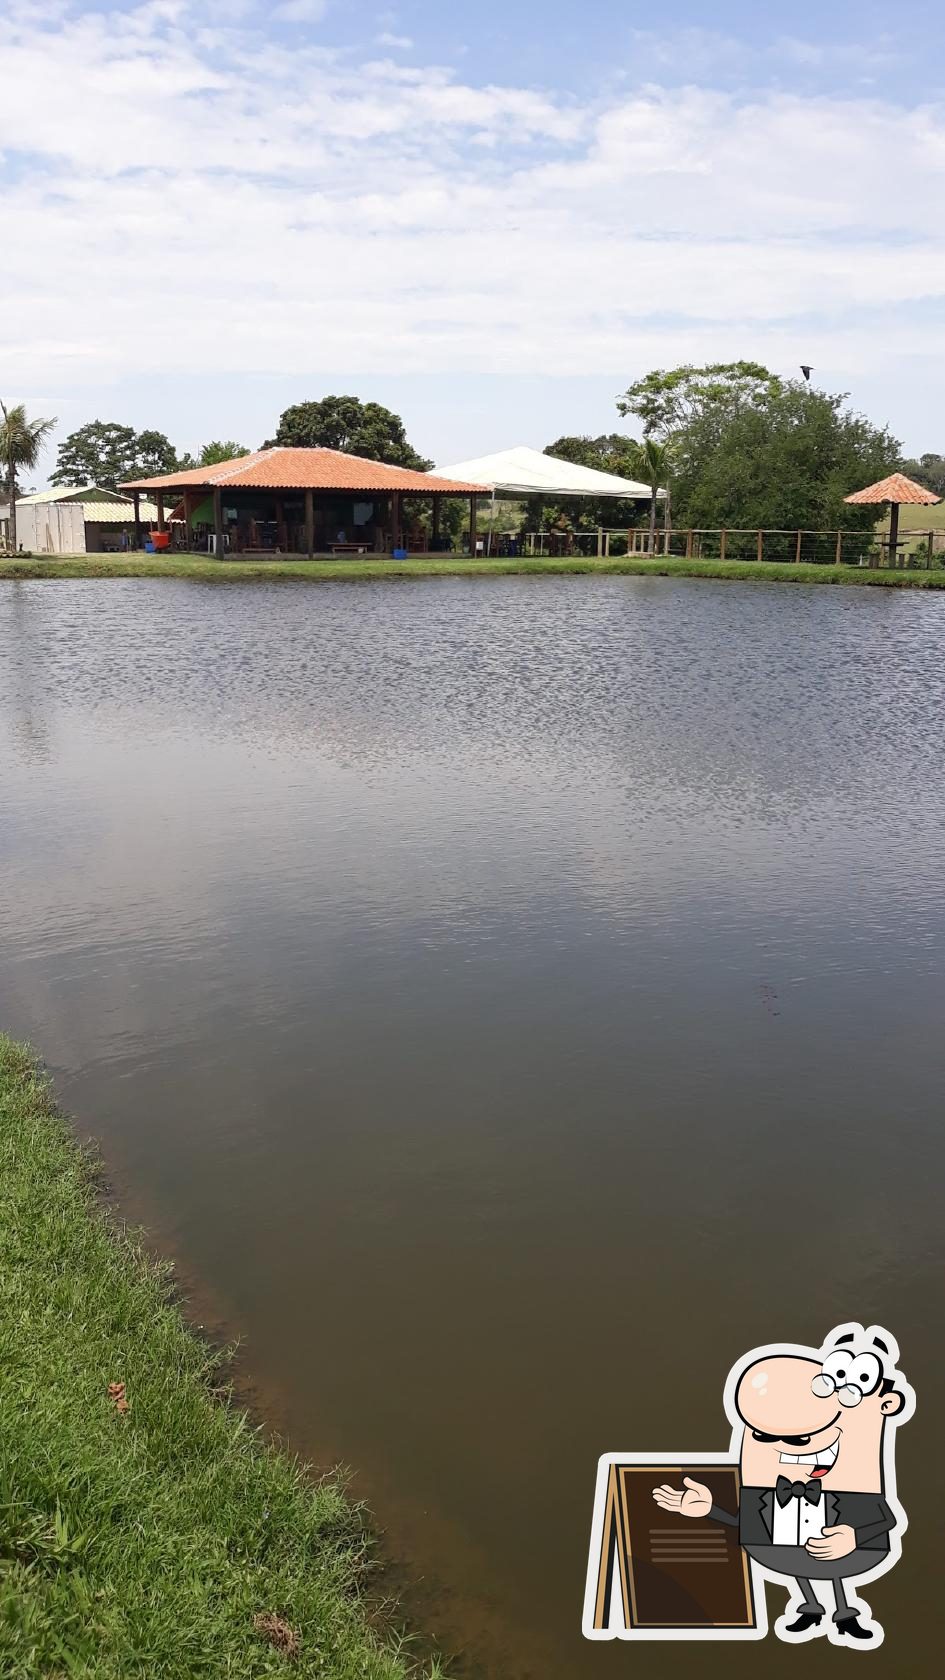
[3,0,944,475]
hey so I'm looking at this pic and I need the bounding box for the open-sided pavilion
[844,472,941,566]
[121,448,488,557]
[432,444,656,501]
[432,444,661,554]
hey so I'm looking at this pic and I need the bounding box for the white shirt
[771,1482,826,1546]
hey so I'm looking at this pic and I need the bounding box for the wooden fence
[515,527,943,568]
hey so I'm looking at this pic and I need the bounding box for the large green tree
[1,400,57,556]
[177,440,250,471]
[547,433,639,473]
[268,396,431,469]
[618,364,900,533]
[618,361,781,441]
[51,422,178,490]
[899,452,945,497]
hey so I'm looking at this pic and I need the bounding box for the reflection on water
[0,577,942,1678]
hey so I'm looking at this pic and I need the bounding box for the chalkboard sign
[585,1458,761,1639]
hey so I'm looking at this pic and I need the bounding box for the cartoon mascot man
[653,1323,913,1648]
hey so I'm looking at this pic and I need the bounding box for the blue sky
[3,0,945,475]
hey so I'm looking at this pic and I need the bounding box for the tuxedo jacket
[708,1487,896,1553]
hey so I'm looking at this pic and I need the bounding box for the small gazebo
[844,472,941,567]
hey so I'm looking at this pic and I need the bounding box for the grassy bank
[0,1036,441,1680]
[3,552,945,587]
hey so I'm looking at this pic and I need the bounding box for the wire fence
[510,527,944,568]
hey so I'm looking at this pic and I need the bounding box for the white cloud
[273,0,329,22]
[0,1,944,428]
[375,32,413,50]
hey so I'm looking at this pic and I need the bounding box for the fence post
[835,531,843,565]
[720,529,727,562]
[928,531,934,570]
[757,530,764,563]
[795,530,803,565]
[597,527,603,558]
[685,530,693,559]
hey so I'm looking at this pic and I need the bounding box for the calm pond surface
[0,576,941,1678]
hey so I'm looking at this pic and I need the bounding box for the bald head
[733,1353,900,1493]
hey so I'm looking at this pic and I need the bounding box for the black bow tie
[776,1475,822,1508]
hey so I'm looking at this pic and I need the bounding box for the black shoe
[836,1615,874,1641]
[784,1611,825,1634]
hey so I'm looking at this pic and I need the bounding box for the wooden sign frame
[583,1453,766,1643]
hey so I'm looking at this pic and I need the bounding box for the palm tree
[627,438,673,555]
[1,401,57,556]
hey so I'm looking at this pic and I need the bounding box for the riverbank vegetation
[3,552,945,587]
[0,1035,442,1679]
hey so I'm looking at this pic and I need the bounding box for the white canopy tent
[431,444,663,556]
[432,444,662,501]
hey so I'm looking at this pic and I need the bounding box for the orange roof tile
[844,472,941,506]
[121,447,487,495]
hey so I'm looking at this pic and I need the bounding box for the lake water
[0,577,941,1678]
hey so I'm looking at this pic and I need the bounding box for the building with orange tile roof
[121,448,489,558]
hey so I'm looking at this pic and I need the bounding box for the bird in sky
[800,365,814,382]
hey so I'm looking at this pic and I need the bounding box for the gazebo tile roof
[121,447,487,495]
[844,472,941,506]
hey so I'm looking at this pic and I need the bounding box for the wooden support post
[757,529,764,564]
[720,528,727,562]
[431,496,440,550]
[597,527,603,558]
[928,530,934,571]
[275,497,287,551]
[835,530,843,566]
[391,493,402,553]
[305,489,314,559]
[887,501,900,568]
[156,492,166,534]
[182,490,192,550]
[469,495,477,558]
[685,530,693,559]
[604,531,610,558]
[795,529,803,565]
[213,486,224,558]
[132,490,142,550]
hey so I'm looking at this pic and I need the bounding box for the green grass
[0,1036,444,1680]
[3,553,945,587]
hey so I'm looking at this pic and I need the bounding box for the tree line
[537,363,911,540]
[3,374,940,558]
[38,397,431,493]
